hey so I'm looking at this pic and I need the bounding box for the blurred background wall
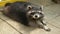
[29,0,54,6]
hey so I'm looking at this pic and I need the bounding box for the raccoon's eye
[38,11,44,14]
[31,13,34,15]
[39,13,42,14]
[37,12,42,14]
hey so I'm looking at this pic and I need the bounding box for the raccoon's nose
[34,14,40,18]
[35,15,38,18]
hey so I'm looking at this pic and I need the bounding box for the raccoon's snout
[33,14,40,19]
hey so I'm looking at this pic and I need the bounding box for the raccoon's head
[26,5,44,20]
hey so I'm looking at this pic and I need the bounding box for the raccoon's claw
[44,28,51,32]
[43,26,51,32]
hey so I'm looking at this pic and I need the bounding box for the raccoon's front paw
[44,28,51,31]
[43,26,51,31]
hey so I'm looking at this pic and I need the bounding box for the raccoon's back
[2,2,30,26]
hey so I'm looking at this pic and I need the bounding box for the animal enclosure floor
[0,4,60,34]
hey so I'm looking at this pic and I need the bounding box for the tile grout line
[47,15,60,29]
[47,14,60,21]
[0,17,24,34]
[48,22,60,29]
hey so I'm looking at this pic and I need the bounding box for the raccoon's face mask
[27,6,44,20]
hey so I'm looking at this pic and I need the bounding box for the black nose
[35,15,38,18]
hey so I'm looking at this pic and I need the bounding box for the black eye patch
[30,12,35,15]
[39,13,42,14]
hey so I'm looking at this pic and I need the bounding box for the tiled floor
[0,4,60,34]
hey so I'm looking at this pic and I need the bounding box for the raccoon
[2,1,51,31]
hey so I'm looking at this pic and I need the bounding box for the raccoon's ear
[40,6,43,11]
[27,5,32,10]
